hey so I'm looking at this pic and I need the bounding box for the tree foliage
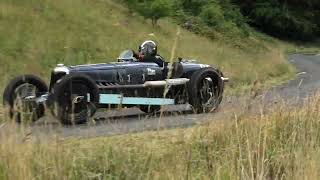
[123,0,173,27]
[121,0,319,40]
[236,0,320,39]
[176,0,209,15]
[200,4,224,27]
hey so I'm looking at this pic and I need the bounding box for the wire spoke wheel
[50,74,99,125]
[188,68,224,114]
[3,75,48,123]
[199,77,218,112]
[59,82,93,124]
[12,83,38,122]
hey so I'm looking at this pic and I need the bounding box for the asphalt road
[30,54,320,138]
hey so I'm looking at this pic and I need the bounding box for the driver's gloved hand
[132,50,145,61]
[138,54,145,61]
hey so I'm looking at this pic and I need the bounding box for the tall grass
[1,94,320,179]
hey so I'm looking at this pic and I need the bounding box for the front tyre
[49,74,99,125]
[188,68,224,113]
[3,75,48,122]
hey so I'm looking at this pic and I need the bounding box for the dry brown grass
[1,93,320,179]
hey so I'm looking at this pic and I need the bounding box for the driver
[133,40,165,67]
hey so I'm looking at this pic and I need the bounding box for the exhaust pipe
[98,78,190,89]
[144,78,190,87]
[221,77,229,82]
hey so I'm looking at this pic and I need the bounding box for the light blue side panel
[99,94,175,105]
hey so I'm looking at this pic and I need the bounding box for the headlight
[54,64,70,74]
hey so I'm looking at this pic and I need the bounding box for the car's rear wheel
[188,68,224,113]
[3,75,48,122]
[49,74,99,125]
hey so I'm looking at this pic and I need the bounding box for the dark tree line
[235,0,320,39]
[121,0,320,40]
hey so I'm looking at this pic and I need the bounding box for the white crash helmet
[139,40,157,56]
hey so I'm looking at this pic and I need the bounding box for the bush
[175,0,209,15]
[251,0,318,40]
[235,0,320,40]
[123,0,173,27]
[122,0,319,40]
[200,4,224,27]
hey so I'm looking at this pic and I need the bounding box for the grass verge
[1,93,320,179]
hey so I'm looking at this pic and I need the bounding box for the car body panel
[50,54,225,107]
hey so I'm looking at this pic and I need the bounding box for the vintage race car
[3,50,229,124]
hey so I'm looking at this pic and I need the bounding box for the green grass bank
[0,0,296,95]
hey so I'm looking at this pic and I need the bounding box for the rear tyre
[188,68,224,113]
[49,74,99,125]
[3,75,48,122]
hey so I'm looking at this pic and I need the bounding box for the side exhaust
[221,77,229,82]
[144,78,190,87]
[98,78,190,89]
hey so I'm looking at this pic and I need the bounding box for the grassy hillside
[0,0,295,94]
[1,1,320,179]
[2,94,320,179]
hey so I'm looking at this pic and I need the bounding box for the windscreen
[118,50,134,60]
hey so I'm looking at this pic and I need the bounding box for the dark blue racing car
[3,50,228,124]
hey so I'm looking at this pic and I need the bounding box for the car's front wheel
[3,74,48,122]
